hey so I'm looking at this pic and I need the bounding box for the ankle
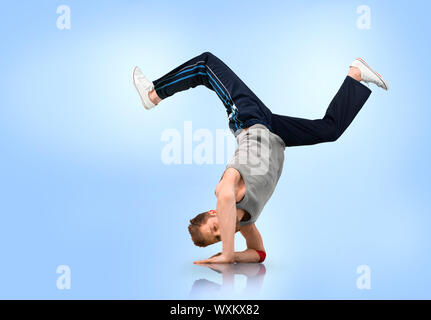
[148,89,161,105]
[348,66,362,82]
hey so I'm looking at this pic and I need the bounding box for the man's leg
[271,70,372,147]
[149,52,273,133]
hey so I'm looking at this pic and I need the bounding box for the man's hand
[194,253,235,264]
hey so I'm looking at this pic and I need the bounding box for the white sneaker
[350,58,389,91]
[132,66,156,109]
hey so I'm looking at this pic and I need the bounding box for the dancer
[132,52,388,264]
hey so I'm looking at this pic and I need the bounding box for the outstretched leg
[134,55,386,145]
[271,69,372,147]
[145,52,274,133]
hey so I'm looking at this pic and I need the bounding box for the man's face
[200,211,221,246]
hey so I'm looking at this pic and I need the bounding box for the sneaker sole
[357,58,389,90]
[132,66,152,110]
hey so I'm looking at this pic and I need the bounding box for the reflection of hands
[205,263,234,274]
[193,263,266,297]
[197,263,265,278]
[230,263,264,277]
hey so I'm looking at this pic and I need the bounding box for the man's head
[188,210,221,247]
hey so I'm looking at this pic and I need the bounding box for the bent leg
[271,76,371,147]
[152,52,272,133]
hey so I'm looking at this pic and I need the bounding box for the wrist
[222,251,235,262]
[233,252,239,263]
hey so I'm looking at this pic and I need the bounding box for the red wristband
[255,250,266,263]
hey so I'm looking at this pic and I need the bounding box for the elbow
[216,190,235,203]
[255,250,266,263]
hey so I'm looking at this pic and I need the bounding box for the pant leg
[152,52,273,133]
[271,76,372,147]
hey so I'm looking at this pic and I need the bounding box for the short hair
[188,211,211,247]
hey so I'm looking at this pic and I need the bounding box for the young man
[132,52,388,264]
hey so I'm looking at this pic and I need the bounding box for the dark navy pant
[153,52,372,147]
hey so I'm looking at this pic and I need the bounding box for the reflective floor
[189,264,266,299]
[2,0,431,300]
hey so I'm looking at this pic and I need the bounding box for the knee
[325,125,340,142]
[201,51,216,60]
[202,51,214,57]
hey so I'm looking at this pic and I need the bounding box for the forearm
[216,194,237,260]
[234,249,263,263]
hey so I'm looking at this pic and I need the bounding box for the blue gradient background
[0,0,430,299]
